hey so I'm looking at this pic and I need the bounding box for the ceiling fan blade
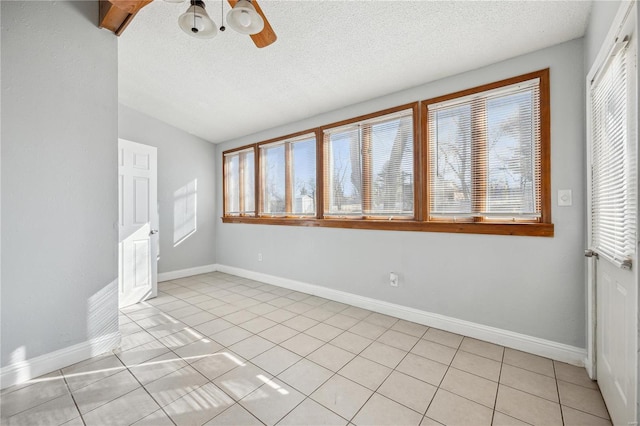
[227,0,277,48]
[99,0,153,36]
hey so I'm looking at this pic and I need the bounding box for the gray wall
[584,0,624,70]
[119,105,216,274]
[216,38,587,348]
[1,1,118,366]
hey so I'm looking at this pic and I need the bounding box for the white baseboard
[215,264,587,366]
[0,332,121,390]
[158,264,217,282]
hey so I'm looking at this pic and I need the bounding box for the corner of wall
[1,0,119,376]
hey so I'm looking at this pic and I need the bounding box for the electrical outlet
[390,272,399,287]
[258,253,263,262]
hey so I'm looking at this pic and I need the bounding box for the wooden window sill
[221,216,554,237]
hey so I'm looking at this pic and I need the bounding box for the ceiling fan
[98,0,277,48]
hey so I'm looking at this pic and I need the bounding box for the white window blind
[591,41,636,267]
[324,109,414,217]
[224,148,255,215]
[261,143,286,215]
[427,79,541,220]
[290,136,317,215]
[260,134,316,216]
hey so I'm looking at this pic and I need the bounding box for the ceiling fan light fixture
[226,0,264,35]
[178,0,218,39]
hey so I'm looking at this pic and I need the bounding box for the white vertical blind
[261,143,286,215]
[259,133,316,216]
[243,150,255,214]
[225,154,239,214]
[591,41,636,266]
[369,115,414,216]
[324,109,414,217]
[290,136,317,215]
[427,79,541,219]
[324,125,363,216]
[224,147,255,215]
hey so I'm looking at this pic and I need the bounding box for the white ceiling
[118,0,592,144]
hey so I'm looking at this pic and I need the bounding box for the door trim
[118,138,159,307]
[585,1,638,381]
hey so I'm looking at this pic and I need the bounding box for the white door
[587,4,637,425]
[118,139,159,308]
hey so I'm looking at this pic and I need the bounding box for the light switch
[558,189,572,206]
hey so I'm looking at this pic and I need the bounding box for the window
[323,108,415,218]
[222,70,552,236]
[260,133,317,217]
[424,70,549,224]
[591,40,635,266]
[224,147,255,216]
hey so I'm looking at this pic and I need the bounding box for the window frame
[422,69,551,227]
[257,131,319,218]
[223,145,257,217]
[320,103,420,220]
[222,69,553,237]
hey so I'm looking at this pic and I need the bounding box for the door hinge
[584,249,599,258]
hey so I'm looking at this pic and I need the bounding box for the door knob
[150,229,159,235]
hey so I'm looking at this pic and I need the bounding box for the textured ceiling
[118,0,592,144]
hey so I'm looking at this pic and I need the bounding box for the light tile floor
[1,272,612,426]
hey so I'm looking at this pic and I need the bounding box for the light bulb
[226,0,264,35]
[178,2,217,38]
[191,15,205,32]
[239,10,251,27]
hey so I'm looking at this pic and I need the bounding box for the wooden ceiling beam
[99,0,153,36]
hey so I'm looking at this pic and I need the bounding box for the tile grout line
[216,401,267,426]
[490,345,506,426]
[261,311,405,424]
[344,322,429,424]
[159,278,469,425]
[117,348,182,426]
[161,274,522,423]
[60,369,88,426]
[135,274,517,425]
[268,312,383,423]
[294,326,509,422]
[118,331,226,416]
[0,375,71,422]
[81,386,148,424]
[61,343,165,421]
[150,281,336,348]
[136,276,343,425]
[119,283,256,425]
[122,272,602,426]
[263,318,379,424]
[421,338,464,423]
[7,358,146,425]
[135,347,240,425]
[460,371,610,424]
[553,360,566,426]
